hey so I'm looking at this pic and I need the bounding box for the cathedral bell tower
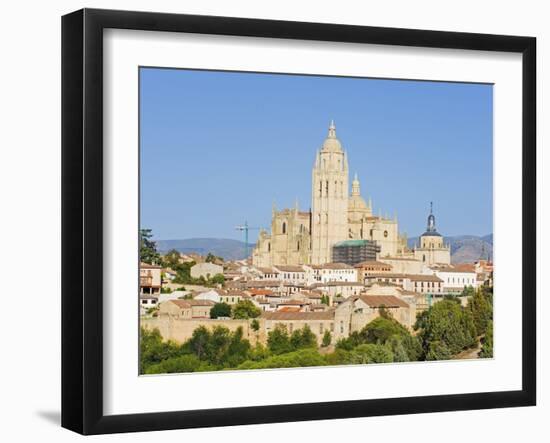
[311,121,349,264]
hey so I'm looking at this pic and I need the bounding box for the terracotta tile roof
[262,311,334,321]
[248,289,274,296]
[277,300,310,306]
[140,263,162,269]
[277,306,302,312]
[246,280,282,288]
[309,281,364,288]
[253,297,271,304]
[169,299,215,309]
[358,295,409,308]
[450,264,476,272]
[380,256,420,262]
[257,267,279,274]
[354,261,393,268]
[274,265,305,272]
[311,262,354,270]
[365,273,443,282]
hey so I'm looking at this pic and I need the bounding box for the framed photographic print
[61,8,536,435]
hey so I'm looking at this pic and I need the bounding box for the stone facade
[253,122,409,268]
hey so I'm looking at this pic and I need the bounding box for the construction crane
[235,221,260,259]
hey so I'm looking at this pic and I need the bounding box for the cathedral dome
[348,173,372,216]
[321,120,343,152]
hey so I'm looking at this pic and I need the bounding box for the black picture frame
[61,8,536,435]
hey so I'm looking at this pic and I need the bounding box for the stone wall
[141,317,265,345]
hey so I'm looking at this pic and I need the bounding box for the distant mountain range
[408,234,493,264]
[157,234,493,263]
[156,238,255,261]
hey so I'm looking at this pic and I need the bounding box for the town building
[158,299,215,319]
[140,263,162,295]
[432,266,478,293]
[363,273,444,295]
[273,265,307,285]
[139,295,159,315]
[354,260,393,282]
[308,281,365,299]
[307,262,358,285]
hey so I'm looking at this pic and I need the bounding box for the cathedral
[252,122,450,267]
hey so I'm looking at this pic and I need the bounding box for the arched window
[325,180,329,195]
[297,242,300,251]
[422,254,426,262]
[282,222,286,234]
[267,242,271,252]
[319,181,322,197]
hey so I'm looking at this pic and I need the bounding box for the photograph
[138,67,494,375]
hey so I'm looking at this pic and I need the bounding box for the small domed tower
[420,202,444,249]
[414,202,451,265]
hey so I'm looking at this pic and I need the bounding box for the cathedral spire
[351,173,361,196]
[427,202,437,233]
[328,120,336,139]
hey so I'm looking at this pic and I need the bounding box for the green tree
[335,315,420,362]
[267,324,293,355]
[250,318,260,332]
[479,320,493,358]
[162,249,181,268]
[468,287,493,336]
[140,228,160,264]
[144,354,205,374]
[322,330,332,347]
[232,300,261,319]
[224,327,252,367]
[210,273,225,286]
[238,349,326,370]
[205,326,233,365]
[290,325,317,350]
[351,343,394,364]
[460,285,476,298]
[210,302,232,319]
[187,326,211,360]
[425,340,452,361]
[415,299,477,359]
[139,327,183,373]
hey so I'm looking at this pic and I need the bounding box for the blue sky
[140,68,493,242]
